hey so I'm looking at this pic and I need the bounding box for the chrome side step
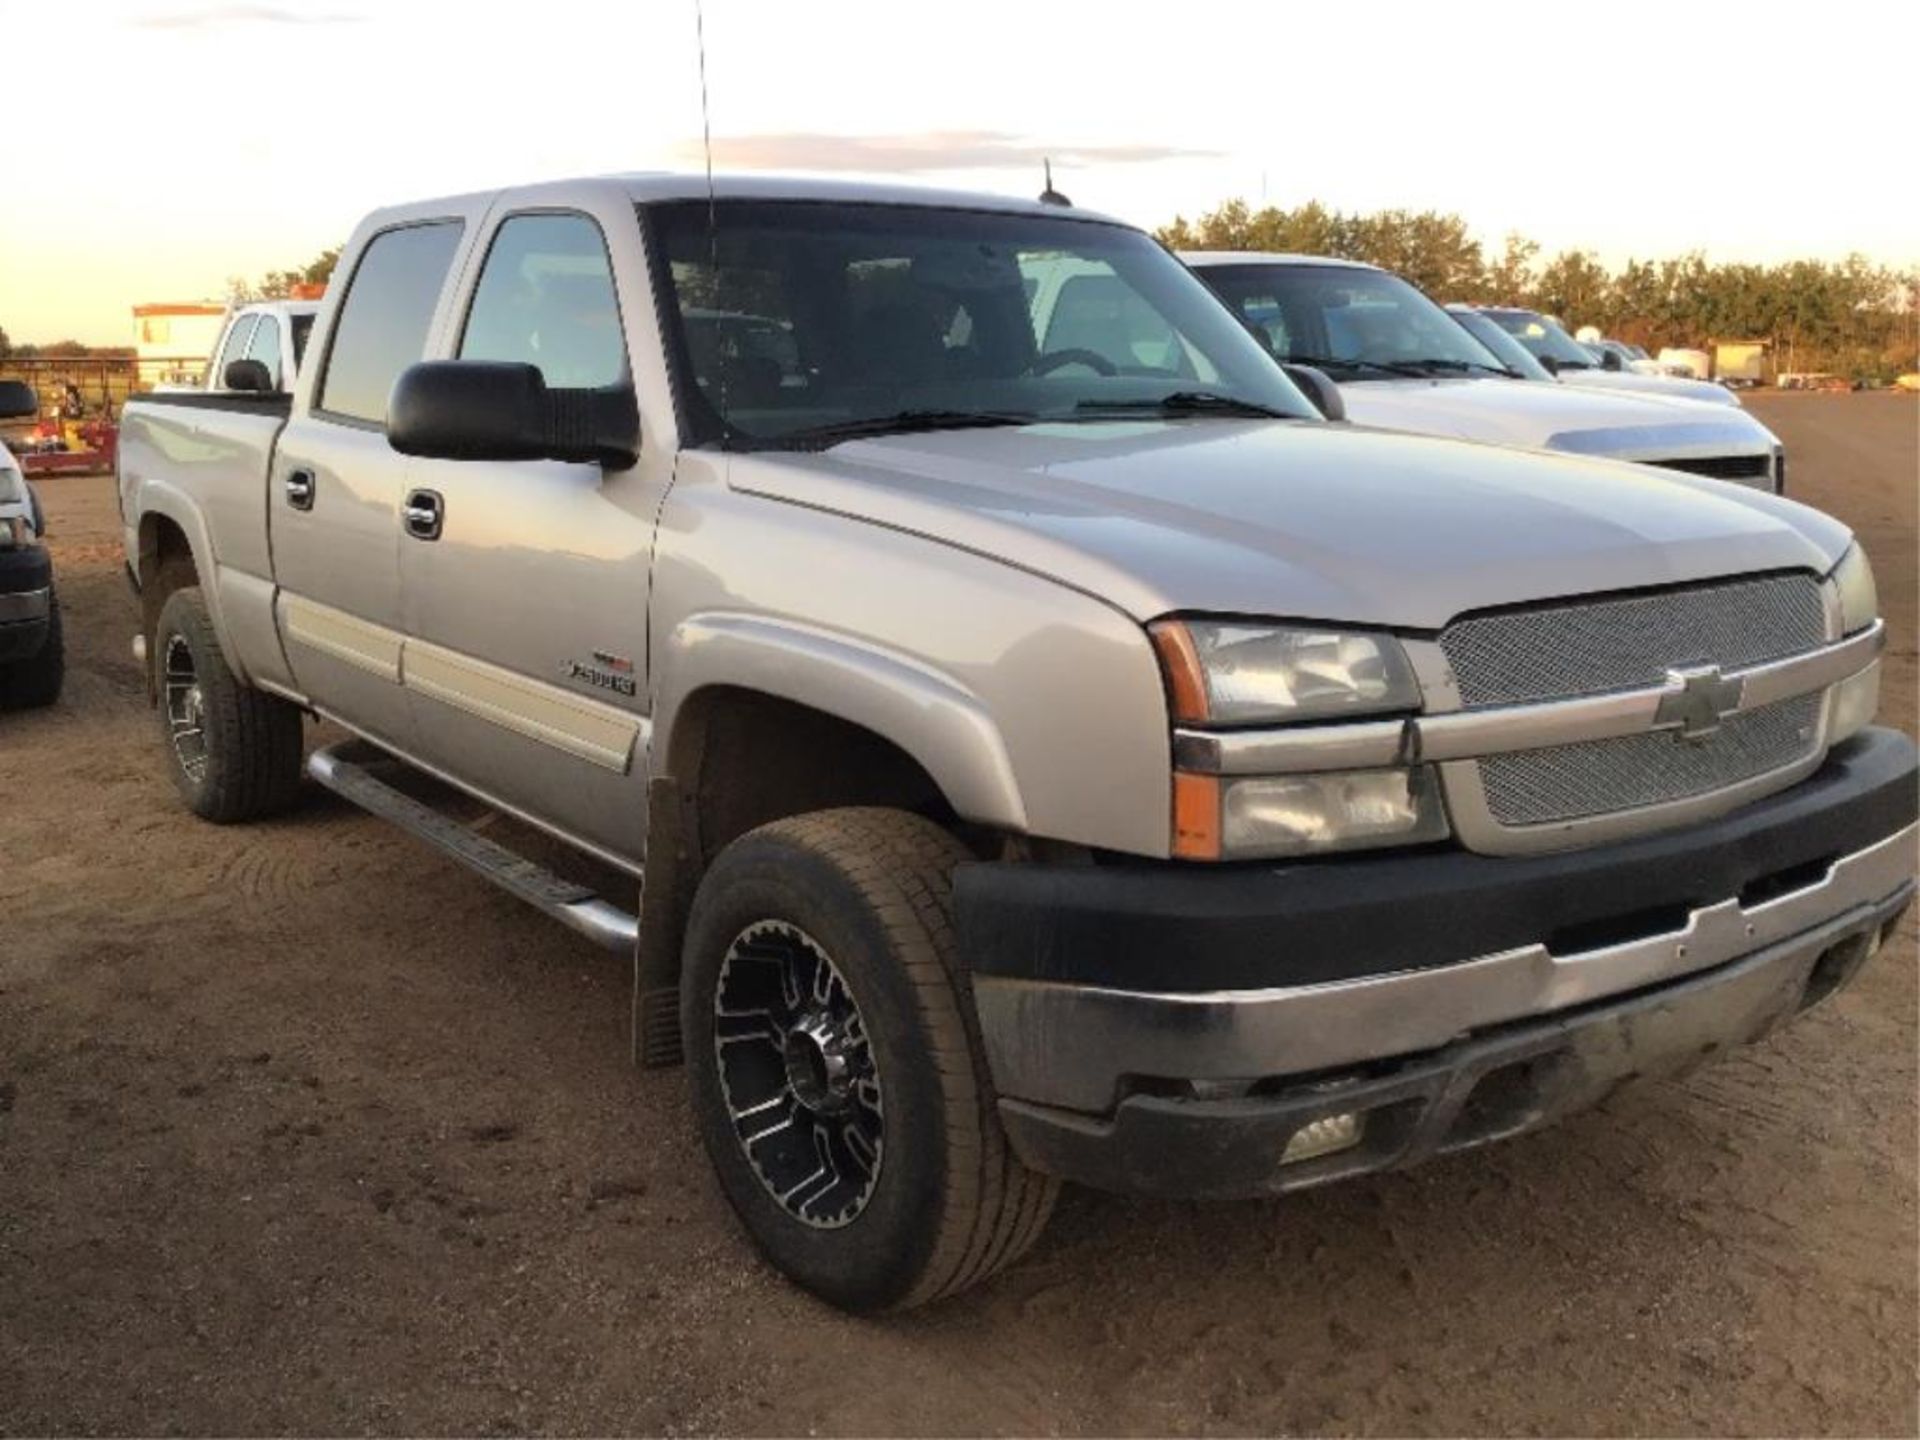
[307,741,638,953]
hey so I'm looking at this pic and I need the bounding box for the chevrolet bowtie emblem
[1653,665,1745,742]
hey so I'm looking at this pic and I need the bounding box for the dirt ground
[1,393,1915,1437]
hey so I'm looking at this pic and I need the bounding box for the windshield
[1448,308,1555,381]
[1481,308,1598,369]
[1194,263,1515,380]
[646,201,1315,447]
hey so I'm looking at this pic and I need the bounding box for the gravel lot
[1,392,1914,1436]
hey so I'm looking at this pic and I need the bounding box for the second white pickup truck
[115,174,1915,1309]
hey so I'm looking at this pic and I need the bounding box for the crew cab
[1185,253,1778,487]
[116,175,1916,1310]
[0,382,63,709]
[204,299,322,394]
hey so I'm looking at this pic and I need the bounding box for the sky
[1,0,1914,345]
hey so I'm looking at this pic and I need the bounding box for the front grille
[1443,573,1826,707]
[1442,574,1828,828]
[1478,694,1823,825]
[1648,454,1774,486]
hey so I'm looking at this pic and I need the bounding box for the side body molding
[655,612,1029,833]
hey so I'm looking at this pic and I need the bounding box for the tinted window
[649,200,1310,446]
[461,214,625,389]
[245,314,283,387]
[1199,264,1507,379]
[1481,308,1598,369]
[214,315,256,385]
[319,221,464,423]
[289,313,315,371]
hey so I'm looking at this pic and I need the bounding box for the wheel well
[632,687,972,1067]
[137,514,197,638]
[673,686,956,866]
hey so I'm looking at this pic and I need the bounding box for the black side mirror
[1538,355,1560,376]
[225,358,274,393]
[1281,363,1347,422]
[0,379,38,419]
[1600,349,1623,372]
[387,361,640,469]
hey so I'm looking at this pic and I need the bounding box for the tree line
[1158,198,1918,381]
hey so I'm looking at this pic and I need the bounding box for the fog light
[1280,1111,1363,1164]
[1828,662,1880,744]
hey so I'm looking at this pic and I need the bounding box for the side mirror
[1538,355,1559,376]
[1281,363,1347,422]
[0,379,38,420]
[224,358,274,393]
[1600,349,1623,371]
[387,361,640,469]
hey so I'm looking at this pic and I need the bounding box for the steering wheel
[1029,347,1118,377]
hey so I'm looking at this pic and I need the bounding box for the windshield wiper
[1402,357,1521,378]
[778,409,1037,447]
[1280,354,1430,379]
[1075,391,1301,420]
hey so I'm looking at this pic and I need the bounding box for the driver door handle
[402,489,443,541]
[285,469,315,510]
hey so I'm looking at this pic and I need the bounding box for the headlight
[1831,545,1877,635]
[1174,767,1449,860]
[1151,619,1420,724]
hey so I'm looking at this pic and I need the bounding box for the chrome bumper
[975,821,1917,1117]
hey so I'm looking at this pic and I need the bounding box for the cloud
[130,4,364,29]
[676,130,1218,173]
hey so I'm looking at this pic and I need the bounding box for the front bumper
[958,728,1918,1198]
[0,544,52,662]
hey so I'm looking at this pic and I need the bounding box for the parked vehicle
[1184,254,1781,486]
[117,176,1915,1309]
[1459,306,1739,406]
[1658,346,1716,381]
[0,382,64,708]
[204,299,322,393]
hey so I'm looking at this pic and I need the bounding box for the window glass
[245,314,283,387]
[460,213,625,389]
[649,200,1308,446]
[1199,264,1509,378]
[215,315,256,385]
[318,221,464,423]
[289,314,315,371]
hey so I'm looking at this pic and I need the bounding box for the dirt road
[2,393,1914,1436]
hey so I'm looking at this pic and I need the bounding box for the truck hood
[729,419,1849,630]
[1337,376,1775,459]
[1552,370,1742,406]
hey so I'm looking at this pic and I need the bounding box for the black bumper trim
[0,544,52,597]
[997,884,1910,1199]
[956,727,1918,994]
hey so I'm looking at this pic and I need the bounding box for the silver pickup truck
[116,174,1917,1311]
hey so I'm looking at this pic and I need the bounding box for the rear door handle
[285,469,315,510]
[402,489,443,541]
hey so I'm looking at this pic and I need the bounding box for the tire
[681,807,1058,1311]
[154,585,304,822]
[0,586,64,710]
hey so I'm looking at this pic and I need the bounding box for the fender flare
[653,612,1028,833]
[134,482,252,685]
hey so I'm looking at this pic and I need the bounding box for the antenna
[1039,158,1072,207]
[692,0,728,444]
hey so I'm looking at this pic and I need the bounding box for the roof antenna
[692,0,728,441]
[1039,158,1072,207]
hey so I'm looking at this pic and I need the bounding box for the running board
[307,741,638,953]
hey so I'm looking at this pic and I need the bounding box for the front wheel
[681,807,1057,1311]
[0,587,64,710]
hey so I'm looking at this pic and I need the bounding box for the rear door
[396,195,670,867]
[269,213,472,751]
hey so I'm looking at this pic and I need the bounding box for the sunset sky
[2,0,1913,346]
